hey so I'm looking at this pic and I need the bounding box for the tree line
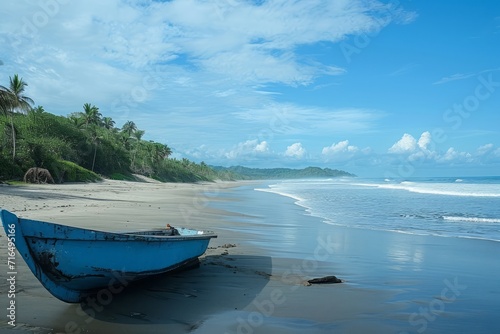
[212,166,356,179]
[0,74,236,183]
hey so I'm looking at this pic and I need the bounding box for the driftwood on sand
[304,275,343,286]
[24,167,55,184]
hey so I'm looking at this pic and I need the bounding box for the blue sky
[1,0,499,177]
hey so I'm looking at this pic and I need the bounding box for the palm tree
[120,121,137,149]
[27,105,46,134]
[163,144,172,158]
[30,105,45,114]
[90,127,101,173]
[0,75,34,160]
[68,113,85,128]
[121,121,137,138]
[0,88,13,117]
[133,129,145,142]
[130,129,146,168]
[149,142,172,165]
[78,104,103,172]
[6,75,34,112]
[82,103,102,127]
[102,117,115,130]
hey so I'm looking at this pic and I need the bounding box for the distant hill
[211,166,356,179]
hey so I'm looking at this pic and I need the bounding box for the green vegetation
[212,166,356,179]
[0,74,236,183]
[0,74,354,184]
[51,160,101,183]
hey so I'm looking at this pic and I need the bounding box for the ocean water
[256,176,500,243]
[204,177,500,333]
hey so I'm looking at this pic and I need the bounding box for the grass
[50,160,101,183]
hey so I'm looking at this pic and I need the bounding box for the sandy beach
[0,179,390,334]
[0,179,262,333]
[1,179,499,334]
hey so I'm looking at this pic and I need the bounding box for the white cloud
[388,133,417,153]
[321,140,362,163]
[432,68,500,85]
[417,131,432,150]
[184,144,212,159]
[0,0,417,111]
[285,143,306,159]
[322,140,358,155]
[477,143,494,156]
[432,73,476,85]
[232,103,384,136]
[386,131,485,165]
[255,141,270,153]
[388,132,433,154]
[439,147,472,163]
[225,139,270,159]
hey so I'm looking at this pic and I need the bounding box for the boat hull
[1,209,217,303]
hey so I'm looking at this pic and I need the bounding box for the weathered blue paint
[1,209,217,303]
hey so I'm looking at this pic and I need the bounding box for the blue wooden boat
[0,209,217,303]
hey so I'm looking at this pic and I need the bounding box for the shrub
[109,172,135,181]
[49,160,101,183]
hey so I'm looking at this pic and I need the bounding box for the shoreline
[0,179,392,333]
[208,182,500,333]
[1,179,499,333]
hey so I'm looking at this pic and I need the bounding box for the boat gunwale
[17,218,217,242]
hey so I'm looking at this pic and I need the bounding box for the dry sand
[0,179,396,334]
